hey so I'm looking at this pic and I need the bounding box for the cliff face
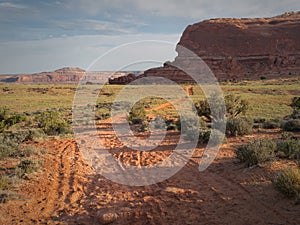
[142,12,300,82]
[0,68,109,84]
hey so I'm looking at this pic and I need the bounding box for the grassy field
[0,77,299,120]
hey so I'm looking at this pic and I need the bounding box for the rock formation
[0,67,110,84]
[108,73,136,84]
[141,12,300,82]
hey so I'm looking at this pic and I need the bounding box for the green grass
[0,78,299,120]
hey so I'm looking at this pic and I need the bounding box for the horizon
[0,0,299,74]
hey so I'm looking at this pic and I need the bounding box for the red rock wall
[141,12,300,82]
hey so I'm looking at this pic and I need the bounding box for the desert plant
[0,175,11,190]
[226,117,253,136]
[0,130,46,159]
[276,139,300,160]
[165,119,177,131]
[273,167,300,198]
[290,97,300,110]
[198,128,212,144]
[37,111,70,135]
[236,139,276,166]
[15,159,41,178]
[289,110,300,119]
[0,107,28,132]
[0,107,10,121]
[179,115,206,141]
[282,119,300,132]
[195,94,248,122]
[262,119,282,129]
[0,135,19,159]
[184,128,225,146]
[129,103,146,125]
[225,94,249,118]
[281,132,295,140]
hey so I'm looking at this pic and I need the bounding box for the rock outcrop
[0,67,110,84]
[108,73,136,84]
[141,12,300,82]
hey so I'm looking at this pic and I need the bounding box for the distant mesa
[0,67,109,84]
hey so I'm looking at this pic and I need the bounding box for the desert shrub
[290,97,300,110]
[0,175,11,190]
[138,121,149,132]
[276,139,300,159]
[225,94,249,118]
[236,139,276,166]
[0,107,28,132]
[282,119,300,132]
[95,102,112,120]
[183,127,225,146]
[165,119,177,131]
[0,136,19,159]
[4,129,45,143]
[177,115,206,131]
[281,132,296,140]
[262,119,282,129]
[0,107,10,121]
[183,128,200,141]
[273,167,300,198]
[226,117,253,136]
[129,103,146,125]
[0,130,46,159]
[198,128,224,145]
[179,115,206,141]
[15,159,41,178]
[37,111,70,135]
[289,110,300,119]
[196,94,248,122]
[5,114,28,126]
[254,118,266,123]
[209,129,226,146]
[198,128,211,143]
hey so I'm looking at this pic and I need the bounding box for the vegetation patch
[0,175,12,190]
[37,111,71,135]
[276,139,300,160]
[15,159,42,179]
[273,167,300,198]
[282,119,300,132]
[236,139,276,166]
[226,117,253,136]
[262,119,282,129]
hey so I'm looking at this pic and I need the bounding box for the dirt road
[1,121,299,225]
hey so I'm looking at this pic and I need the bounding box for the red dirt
[0,124,299,225]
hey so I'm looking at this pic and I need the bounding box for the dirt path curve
[1,127,299,224]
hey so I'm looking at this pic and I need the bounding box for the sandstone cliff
[141,12,300,82]
[0,67,109,84]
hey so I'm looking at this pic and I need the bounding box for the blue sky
[0,0,299,73]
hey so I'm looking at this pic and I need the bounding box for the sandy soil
[0,122,299,225]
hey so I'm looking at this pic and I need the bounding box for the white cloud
[0,2,28,9]
[54,19,135,34]
[63,0,300,19]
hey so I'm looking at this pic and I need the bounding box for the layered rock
[108,73,136,84]
[0,67,110,84]
[141,12,300,82]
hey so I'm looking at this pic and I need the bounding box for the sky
[0,0,299,74]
